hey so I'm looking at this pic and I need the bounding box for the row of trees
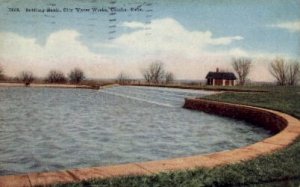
[39,68,85,84]
[0,68,86,85]
[1,57,299,86]
[139,58,298,86]
[231,57,300,86]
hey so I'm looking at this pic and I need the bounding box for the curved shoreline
[0,83,91,89]
[0,82,120,90]
[0,98,299,187]
[128,83,268,93]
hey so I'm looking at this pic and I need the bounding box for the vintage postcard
[0,0,299,186]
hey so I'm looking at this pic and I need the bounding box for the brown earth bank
[0,98,299,187]
[0,82,89,89]
[0,83,119,90]
[126,83,268,92]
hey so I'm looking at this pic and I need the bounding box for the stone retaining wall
[183,98,287,133]
[0,98,299,187]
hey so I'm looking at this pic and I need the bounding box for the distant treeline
[0,57,299,86]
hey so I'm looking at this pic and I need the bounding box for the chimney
[216,68,219,72]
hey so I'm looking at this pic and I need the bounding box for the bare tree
[69,68,85,84]
[117,72,130,85]
[269,58,288,86]
[46,70,67,83]
[286,61,300,86]
[165,72,175,84]
[20,71,34,86]
[143,70,151,83]
[142,61,165,84]
[0,64,4,80]
[232,57,252,85]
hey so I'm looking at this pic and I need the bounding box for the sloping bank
[0,98,299,187]
[0,83,119,89]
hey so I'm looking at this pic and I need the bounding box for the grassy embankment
[128,83,269,92]
[56,86,300,187]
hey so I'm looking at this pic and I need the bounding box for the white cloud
[0,30,114,78]
[269,20,300,32]
[113,18,243,56]
[121,21,146,29]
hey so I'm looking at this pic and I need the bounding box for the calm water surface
[0,86,271,175]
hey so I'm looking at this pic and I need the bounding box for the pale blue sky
[0,0,299,81]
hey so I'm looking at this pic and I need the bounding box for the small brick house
[205,68,237,86]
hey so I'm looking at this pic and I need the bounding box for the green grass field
[205,86,300,119]
[56,86,300,187]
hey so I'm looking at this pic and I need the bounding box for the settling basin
[0,86,272,175]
